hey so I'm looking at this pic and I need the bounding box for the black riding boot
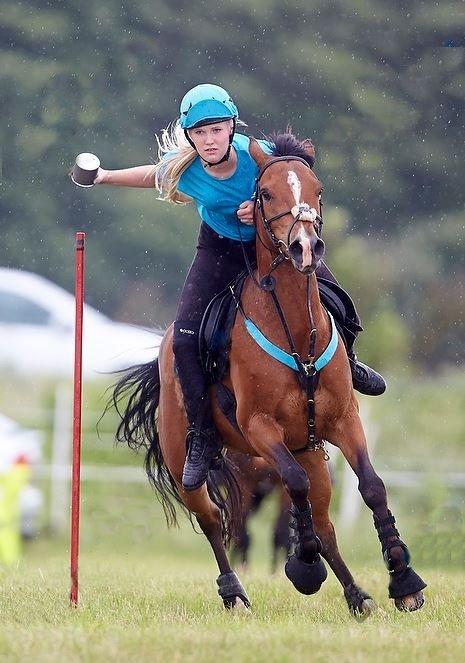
[348,352,386,396]
[183,413,222,491]
[316,262,387,396]
[173,321,222,491]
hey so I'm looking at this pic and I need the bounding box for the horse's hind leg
[157,346,249,611]
[180,485,250,610]
[331,408,427,612]
[298,450,376,620]
[230,494,253,569]
[271,487,291,573]
[160,445,250,611]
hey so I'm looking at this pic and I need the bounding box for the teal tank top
[177,133,273,242]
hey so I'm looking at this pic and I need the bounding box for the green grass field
[1,479,465,663]
[0,372,464,661]
[1,544,464,662]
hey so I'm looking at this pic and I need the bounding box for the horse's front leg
[330,406,427,611]
[245,412,327,595]
[296,449,376,620]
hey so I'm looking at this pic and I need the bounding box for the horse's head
[250,136,325,275]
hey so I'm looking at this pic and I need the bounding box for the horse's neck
[257,255,330,357]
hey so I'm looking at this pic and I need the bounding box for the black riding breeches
[173,223,255,424]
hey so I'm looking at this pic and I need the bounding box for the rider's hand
[237,200,255,226]
[93,167,109,185]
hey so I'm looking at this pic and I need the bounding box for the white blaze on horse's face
[287,170,319,222]
[287,169,319,272]
[287,170,302,206]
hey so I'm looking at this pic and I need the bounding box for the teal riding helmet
[179,84,238,129]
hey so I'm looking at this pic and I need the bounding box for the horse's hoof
[285,553,327,595]
[223,596,251,612]
[394,591,425,612]
[354,598,377,621]
[344,584,376,621]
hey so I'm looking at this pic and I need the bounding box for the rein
[236,155,329,458]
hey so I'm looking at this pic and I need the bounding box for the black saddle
[199,270,248,384]
[198,271,248,432]
[316,278,363,351]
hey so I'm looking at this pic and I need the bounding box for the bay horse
[113,132,426,617]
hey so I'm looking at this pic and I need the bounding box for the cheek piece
[184,119,236,168]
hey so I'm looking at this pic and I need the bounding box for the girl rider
[92,84,386,492]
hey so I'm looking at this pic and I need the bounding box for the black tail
[111,358,242,546]
[112,358,182,528]
[207,457,242,547]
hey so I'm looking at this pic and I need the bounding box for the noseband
[253,156,324,258]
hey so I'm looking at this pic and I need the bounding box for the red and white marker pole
[70,231,85,606]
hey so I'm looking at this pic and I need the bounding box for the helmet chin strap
[201,144,232,168]
[184,119,236,168]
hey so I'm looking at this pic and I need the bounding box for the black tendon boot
[316,263,387,396]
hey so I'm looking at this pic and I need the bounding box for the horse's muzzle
[289,235,325,273]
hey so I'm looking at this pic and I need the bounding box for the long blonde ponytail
[152,120,196,204]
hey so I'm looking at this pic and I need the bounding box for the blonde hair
[152,120,196,204]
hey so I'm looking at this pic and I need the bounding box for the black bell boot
[348,352,386,396]
[182,426,223,492]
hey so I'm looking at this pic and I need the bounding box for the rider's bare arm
[94,165,155,188]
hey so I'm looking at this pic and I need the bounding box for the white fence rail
[35,463,146,483]
[7,387,465,532]
[35,463,465,488]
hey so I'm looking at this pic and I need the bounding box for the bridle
[254,156,324,261]
[235,154,329,457]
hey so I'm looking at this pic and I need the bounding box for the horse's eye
[262,191,272,202]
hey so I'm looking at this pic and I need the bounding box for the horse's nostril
[289,240,302,262]
[314,238,325,259]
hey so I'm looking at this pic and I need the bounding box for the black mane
[267,130,315,168]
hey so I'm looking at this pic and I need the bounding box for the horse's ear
[302,139,316,168]
[249,137,268,168]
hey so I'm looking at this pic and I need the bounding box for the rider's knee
[173,320,201,357]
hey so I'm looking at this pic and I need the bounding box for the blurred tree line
[1,0,463,370]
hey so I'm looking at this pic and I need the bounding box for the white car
[0,268,162,378]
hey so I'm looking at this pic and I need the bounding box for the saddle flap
[199,270,248,382]
[316,277,363,350]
